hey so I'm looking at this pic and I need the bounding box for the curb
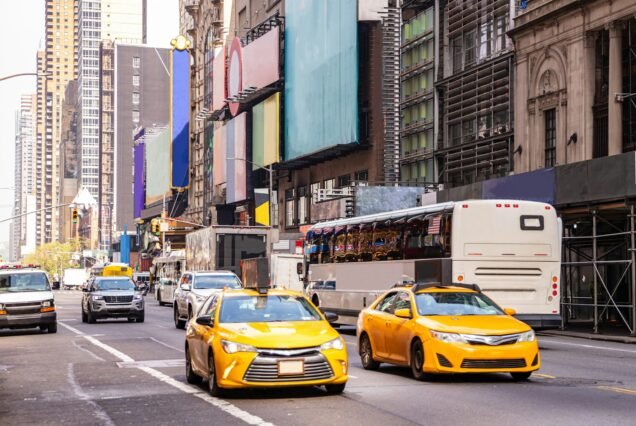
[538,330,636,345]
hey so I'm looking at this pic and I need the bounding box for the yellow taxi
[357,283,539,380]
[184,286,348,396]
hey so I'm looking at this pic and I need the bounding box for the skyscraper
[77,0,143,200]
[36,0,78,245]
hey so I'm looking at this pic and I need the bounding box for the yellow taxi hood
[417,315,531,335]
[219,321,340,349]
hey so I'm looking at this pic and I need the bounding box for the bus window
[372,225,388,261]
[319,231,333,264]
[404,219,427,259]
[333,228,347,263]
[345,226,358,262]
[358,227,373,261]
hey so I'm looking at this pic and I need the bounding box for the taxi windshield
[194,275,241,290]
[0,272,50,293]
[219,295,322,323]
[95,279,135,291]
[415,291,504,316]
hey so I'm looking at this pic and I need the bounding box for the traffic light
[151,219,159,235]
[72,208,78,224]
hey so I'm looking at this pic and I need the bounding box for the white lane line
[541,339,636,354]
[149,337,184,353]
[348,375,359,379]
[59,322,275,426]
[72,339,106,362]
[67,363,115,426]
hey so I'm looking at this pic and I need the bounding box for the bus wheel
[359,334,380,370]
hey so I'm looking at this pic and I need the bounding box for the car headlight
[41,300,54,308]
[320,337,345,351]
[92,295,103,301]
[220,340,257,354]
[430,330,468,344]
[133,294,143,301]
[517,330,535,342]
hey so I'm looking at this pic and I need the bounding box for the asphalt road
[1,291,635,426]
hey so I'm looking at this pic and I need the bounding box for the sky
[0,0,178,256]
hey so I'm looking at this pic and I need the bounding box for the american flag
[428,216,442,235]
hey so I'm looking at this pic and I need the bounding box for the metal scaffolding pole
[631,204,636,336]
[593,211,599,334]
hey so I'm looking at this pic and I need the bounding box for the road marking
[534,373,556,379]
[117,359,184,369]
[72,339,106,362]
[597,386,636,396]
[541,339,636,354]
[59,321,275,426]
[348,375,359,379]
[67,363,115,426]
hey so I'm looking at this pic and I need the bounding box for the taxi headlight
[320,338,345,351]
[221,340,257,354]
[41,300,54,308]
[430,330,468,344]
[517,330,535,342]
[92,295,103,301]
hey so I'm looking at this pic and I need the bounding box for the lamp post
[0,72,51,82]
[227,157,274,227]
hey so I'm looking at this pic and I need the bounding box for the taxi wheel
[359,334,380,370]
[208,352,224,397]
[511,372,532,381]
[325,383,346,395]
[185,345,202,385]
[410,339,427,381]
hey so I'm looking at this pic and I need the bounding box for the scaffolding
[561,204,636,335]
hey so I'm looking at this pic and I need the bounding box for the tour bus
[151,251,185,306]
[304,199,562,329]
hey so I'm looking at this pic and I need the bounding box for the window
[132,92,140,105]
[375,292,398,314]
[132,75,140,86]
[132,110,140,123]
[544,109,556,168]
[132,56,140,68]
[337,174,351,188]
[285,188,295,227]
[298,187,308,225]
[323,178,335,192]
[355,170,368,182]
[311,182,321,204]
[394,291,412,312]
[463,30,476,67]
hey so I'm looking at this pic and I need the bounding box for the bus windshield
[415,292,504,316]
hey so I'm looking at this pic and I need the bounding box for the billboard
[243,26,280,91]
[212,47,226,112]
[171,48,190,189]
[133,141,145,219]
[284,0,358,160]
[145,129,171,206]
[227,113,247,203]
[252,93,280,169]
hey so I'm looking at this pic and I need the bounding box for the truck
[185,226,272,277]
[62,268,89,290]
[240,254,304,291]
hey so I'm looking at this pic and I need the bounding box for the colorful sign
[170,46,190,189]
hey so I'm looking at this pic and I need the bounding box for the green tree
[23,238,86,277]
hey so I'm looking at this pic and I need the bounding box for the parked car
[0,265,57,333]
[81,276,144,323]
[173,271,241,329]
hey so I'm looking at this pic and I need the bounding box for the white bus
[304,199,561,329]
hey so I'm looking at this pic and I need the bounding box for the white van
[0,266,57,333]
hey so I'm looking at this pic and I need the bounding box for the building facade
[77,0,142,200]
[36,0,79,245]
[59,80,79,243]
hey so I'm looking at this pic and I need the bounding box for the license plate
[278,360,304,376]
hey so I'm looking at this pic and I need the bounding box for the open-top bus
[304,199,561,329]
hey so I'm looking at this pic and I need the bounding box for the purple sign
[134,142,145,219]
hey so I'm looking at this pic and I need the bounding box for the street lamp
[226,157,274,227]
[0,72,51,82]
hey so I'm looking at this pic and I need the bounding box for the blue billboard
[171,48,190,189]
[284,0,358,160]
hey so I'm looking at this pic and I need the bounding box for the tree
[23,238,86,277]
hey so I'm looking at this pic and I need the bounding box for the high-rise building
[99,42,170,250]
[36,0,79,245]
[11,95,38,261]
[59,80,80,243]
[77,0,142,200]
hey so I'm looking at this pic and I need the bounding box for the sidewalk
[538,329,636,344]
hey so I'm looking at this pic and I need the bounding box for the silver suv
[81,276,144,323]
[173,271,241,329]
[0,267,57,333]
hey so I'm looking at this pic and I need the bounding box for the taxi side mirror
[196,315,213,327]
[503,308,517,316]
[394,308,412,319]
[323,312,339,323]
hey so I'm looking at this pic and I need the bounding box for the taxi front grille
[243,354,334,383]
[103,295,133,304]
[461,358,527,369]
